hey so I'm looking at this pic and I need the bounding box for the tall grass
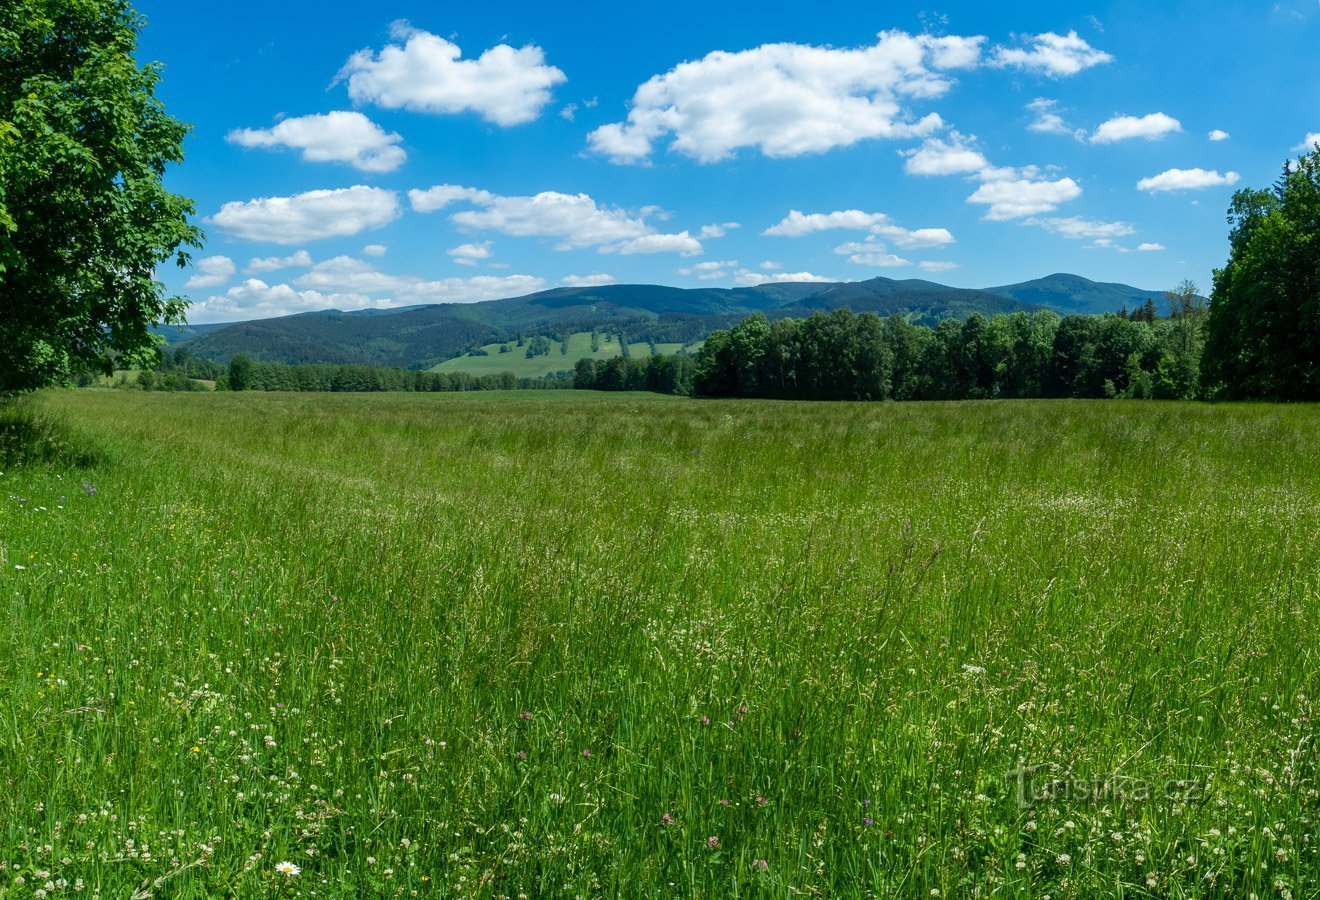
[0,390,1316,897]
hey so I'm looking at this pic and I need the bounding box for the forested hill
[166,273,1171,369]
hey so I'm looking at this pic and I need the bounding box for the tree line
[220,356,571,393]
[683,287,1207,401]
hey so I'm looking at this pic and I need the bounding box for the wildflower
[275,861,300,877]
[707,836,720,850]
[661,813,674,826]
[582,748,591,758]
[517,750,527,760]
[756,796,767,807]
[864,817,874,827]
[752,859,768,872]
[700,716,710,726]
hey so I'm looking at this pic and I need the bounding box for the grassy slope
[1,392,1318,897]
[431,331,697,377]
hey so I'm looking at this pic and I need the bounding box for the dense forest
[685,293,1204,401]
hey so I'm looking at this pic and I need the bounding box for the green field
[1,391,1318,897]
[431,331,696,378]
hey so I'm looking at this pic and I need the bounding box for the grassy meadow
[0,390,1317,898]
[432,332,696,378]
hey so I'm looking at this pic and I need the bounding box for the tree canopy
[0,0,201,393]
[1203,147,1320,400]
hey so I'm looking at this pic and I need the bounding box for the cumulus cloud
[561,273,616,287]
[192,278,376,321]
[759,260,782,270]
[293,255,545,302]
[901,133,989,175]
[1026,98,1082,137]
[990,30,1112,77]
[734,269,836,286]
[409,184,704,255]
[1136,168,1241,192]
[1137,242,1166,252]
[1090,112,1182,143]
[587,31,984,163]
[192,260,546,320]
[1028,216,1136,240]
[1296,132,1320,150]
[1208,129,1230,142]
[211,186,400,244]
[609,232,703,256]
[184,255,236,289]
[677,260,738,280]
[834,240,910,267]
[967,173,1082,220]
[448,241,493,265]
[226,111,406,173]
[698,222,740,239]
[244,250,313,274]
[362,244,388,257]
[336,23,566,126]
[762,209,954,247]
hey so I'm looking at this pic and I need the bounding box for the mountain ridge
[168,273,1172,369]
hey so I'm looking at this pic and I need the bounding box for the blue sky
[136,0,1320,322]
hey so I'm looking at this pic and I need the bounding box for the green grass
[1,391,1317,898]
[431,331,696,378]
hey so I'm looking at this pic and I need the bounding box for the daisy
[275,861,300,877]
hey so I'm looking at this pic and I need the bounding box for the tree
[0,0,202,393]
[228,354,253,392]
[1203,149,1320,399]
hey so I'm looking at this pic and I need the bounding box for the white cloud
[990,30,1112,77]
[448,241,493,265]
[1090,112,1182,144]
[1136,168,1241,192]
[409,184,704,255]
[336,23,565,126]
[762,209,953,247]
[184,255,236,289]
[677,260,738,280]
[967,174,1082,220]
[759,260,782,270]
[244,250,313,274]
[1296,132,1320,150]
[1026,98,1082,137]
[609,232,703,256]
[834,240,910,267]
[587,31,984,163]
[226,111,406,173]
[192,278,376,321]
[901,133,989,175]
[698,222,740,238]
[1208,129,1230,142]
[763,209,889,236]
[734,269,836,286]
[919,260,959,272]
[561,273,617,287]
[293,255,545,303]
[362,244,388,257]
[1028,216,1136,240]
[211,186,400,244]
[1137,242,1166,252]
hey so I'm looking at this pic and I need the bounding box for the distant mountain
[173,273,1166,368]
[984,273,1168,316]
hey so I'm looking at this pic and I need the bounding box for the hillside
[174,273,1166,368]
[433,332,699,378]
[983,273,1168,316]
